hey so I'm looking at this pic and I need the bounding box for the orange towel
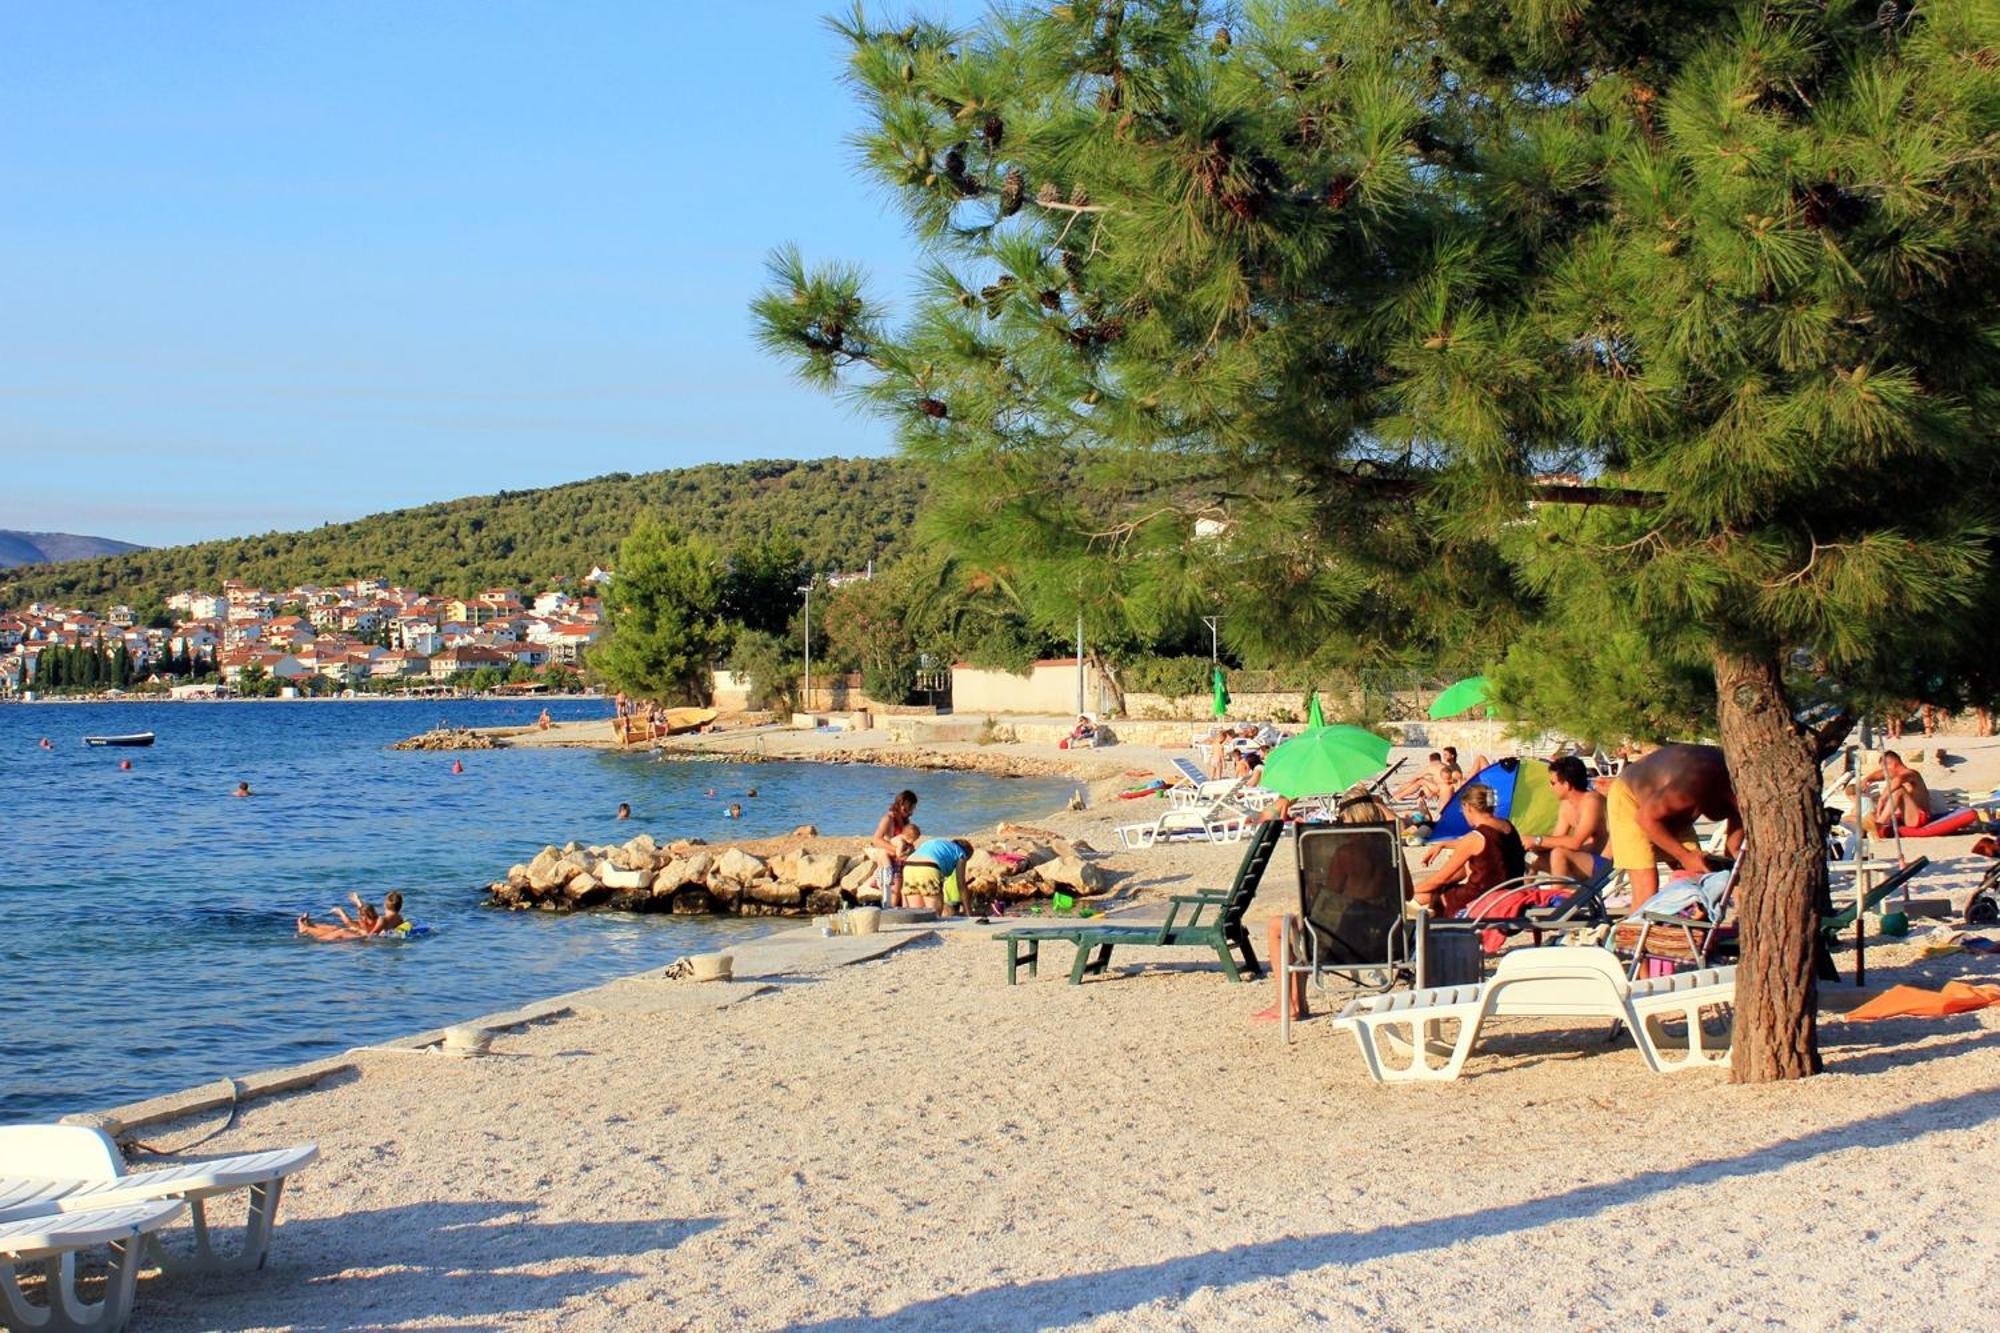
[1840,982,2000,1022]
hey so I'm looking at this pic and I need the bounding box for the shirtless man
[1865,750,1932,835]
[1393,753,1453,808]
[1605,743,1742,906]
[1527,755,1608,880]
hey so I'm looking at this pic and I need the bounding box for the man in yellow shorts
[901,837,975,916]
[1606,743,1741,907]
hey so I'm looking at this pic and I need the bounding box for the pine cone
[1039,289,1064,311]
[1212,26,1231,51]
[981,114,1004,149]
[1326,174,1356,210]
[917,398,949,419]
[1070,183,1091,206]
[945,147,966,178]
[1060,250,1085,288]
[1038,181,1063,206]
[1000,168,1024,216]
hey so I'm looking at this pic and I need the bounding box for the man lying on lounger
[1605,743,1741,907]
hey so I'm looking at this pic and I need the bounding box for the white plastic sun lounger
[0,1198,186,1333]
[0,1126,318,1275]
[1116,796,1251,850]
[1332,946,1734,1082]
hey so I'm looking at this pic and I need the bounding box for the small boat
[84,732,155,748]
[662,707,718,735]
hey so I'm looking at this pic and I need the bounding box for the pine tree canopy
[757,0,1999,726]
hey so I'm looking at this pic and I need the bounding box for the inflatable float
[1891,807,1980,839]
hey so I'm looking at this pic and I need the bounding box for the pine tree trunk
[1714,646,1825,1082]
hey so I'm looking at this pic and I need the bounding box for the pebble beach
[94,730,2000,1330]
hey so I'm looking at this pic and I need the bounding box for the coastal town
[0,573,609,697]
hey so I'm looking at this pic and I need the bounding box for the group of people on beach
[862,789,975,915]
[1406,743,1742,916]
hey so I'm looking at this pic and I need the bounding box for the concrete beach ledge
[68,921,940,1139]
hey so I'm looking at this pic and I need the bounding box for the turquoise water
[0,699,1070,1122]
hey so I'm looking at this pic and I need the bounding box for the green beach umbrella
[1257,729,1387,799]
[1211,665,1230,719]
[1310,723,1391,765]
[1427,675,1494,720]
[1305,691,1325,729]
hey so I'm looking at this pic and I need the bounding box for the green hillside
[3,458,924,608]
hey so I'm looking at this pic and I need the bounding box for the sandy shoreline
[77,734,2000,1330]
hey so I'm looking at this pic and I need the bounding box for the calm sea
[0,699,1071,1123]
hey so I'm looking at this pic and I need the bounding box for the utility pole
[798,582,813,723]
[1076,609,1085,716]
[1202,615,1220,667]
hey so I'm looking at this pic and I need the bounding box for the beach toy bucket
[848,907,882,936]
[690,952,734,982]
[442,1026,493,1057]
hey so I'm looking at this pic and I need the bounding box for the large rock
[791,824,819,837]
[804,889,844,915]
[839,857,878,892]
[527,852,571,893]
[563,872,612,907]
[1035,857,1106,894]
[705,878,742,908]
[716,847,767,881]
[794,851,848,889]
[652,850,713,895]
[963,849,1014,887]
[605,889,660,913]
[598,865,649,891]
[766,851,801,883]
[744,879,803,907]
[669,887,714,915]
[623,833,658,860]
[666,837,707,855]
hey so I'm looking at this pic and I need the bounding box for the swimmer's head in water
[384,891,403,913]
[616,803,631,819]
[234,782,251,796]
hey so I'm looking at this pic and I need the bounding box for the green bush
[1120,655,1219,698]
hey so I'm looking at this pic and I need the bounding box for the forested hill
[1,459,925,607]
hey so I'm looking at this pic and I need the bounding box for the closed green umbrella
[1211,665,1230,719]
[1428,675,1493,720]
[1305,690,1325,729]
[1258,729,1387,799]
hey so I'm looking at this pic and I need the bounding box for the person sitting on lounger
[1412,784,1524,916]
[1864,749,1933,836]
[1606,743,1741,907]
[1394,753,1449,806]
[1063,715,1097,749]
[1527,756,1609,881]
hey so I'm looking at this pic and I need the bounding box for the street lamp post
[1202,615,1220,667]
[798,582,813,722]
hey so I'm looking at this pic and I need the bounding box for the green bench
[998,818,1282,984]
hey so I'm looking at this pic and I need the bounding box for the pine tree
[590,520,729,705]
[757,0,2000,1080]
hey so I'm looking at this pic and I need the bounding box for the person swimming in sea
[616,802,632,820]
[37,738,52,751]
[745,787,758,798]
[297,901,378,942]
[726,802,742,819]
[233,781,253,797]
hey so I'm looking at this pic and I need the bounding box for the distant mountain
[0,459,924,608]
[0,531,148,570]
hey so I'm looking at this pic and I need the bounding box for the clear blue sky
[0,1,974,546]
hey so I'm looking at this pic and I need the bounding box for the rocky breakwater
[392,727,503,751]
[485,828,1108,917]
